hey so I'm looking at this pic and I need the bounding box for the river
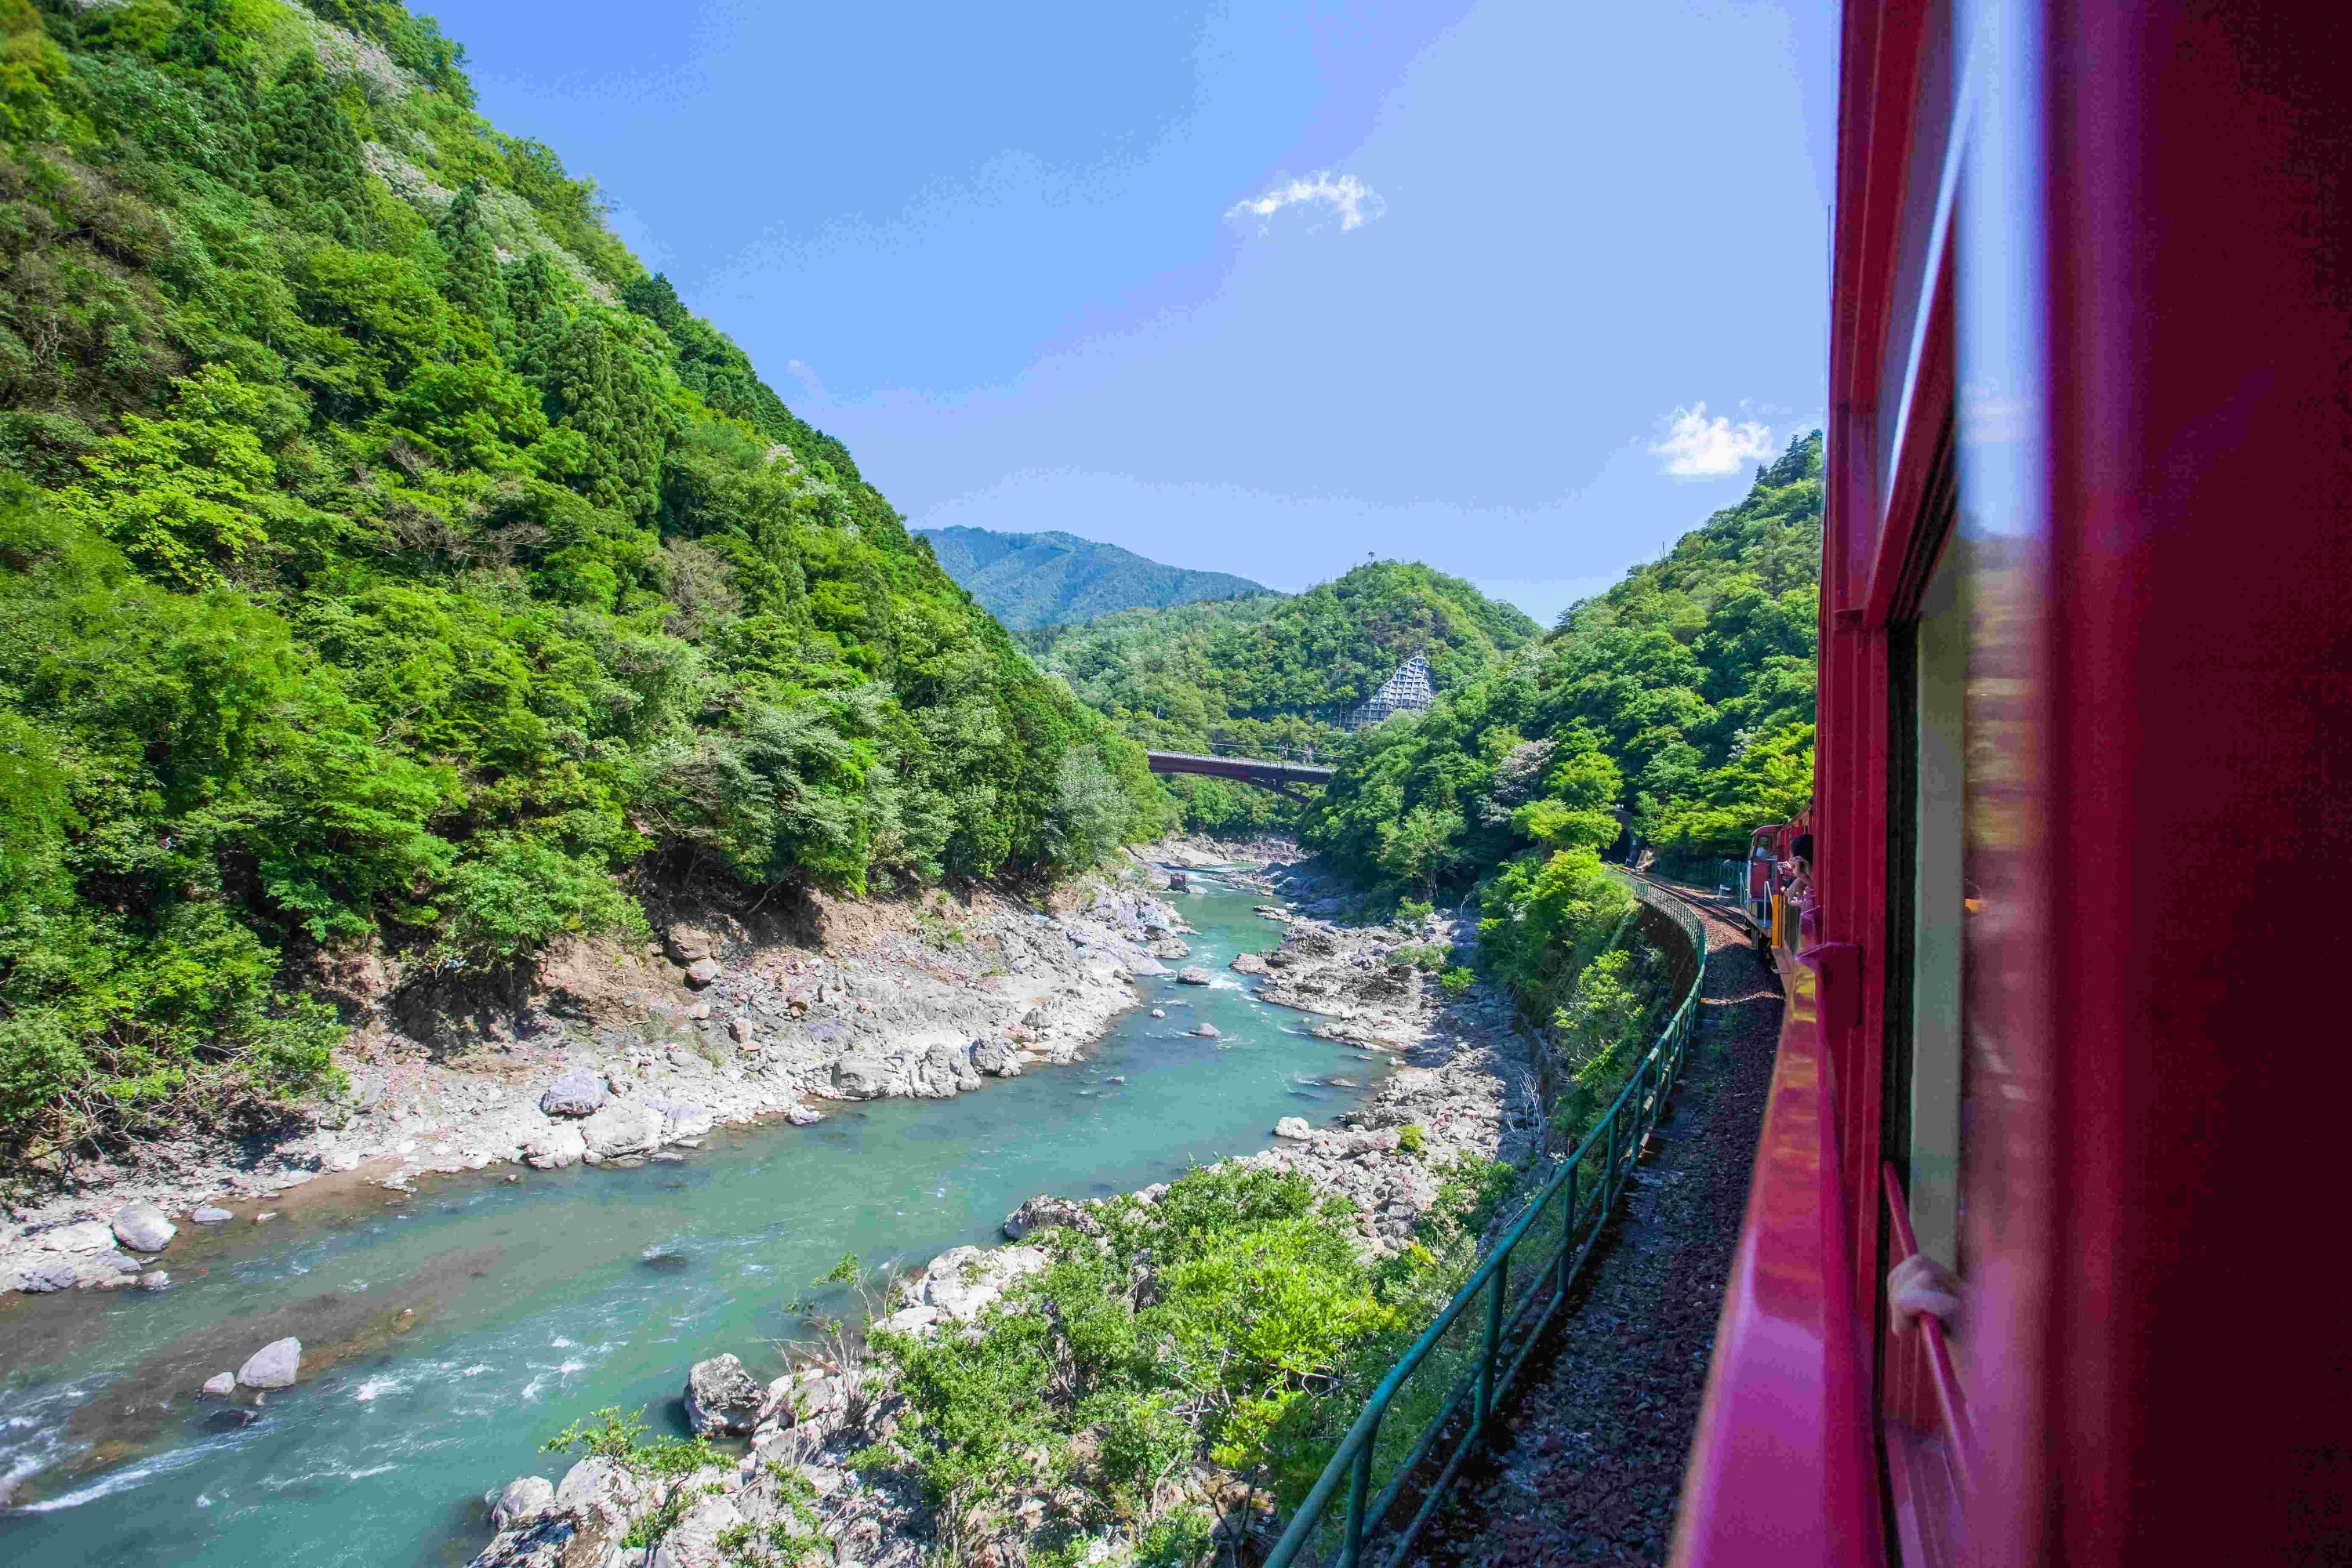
[0,871,1373,1565]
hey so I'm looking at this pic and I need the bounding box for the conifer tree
[542,313,665,522]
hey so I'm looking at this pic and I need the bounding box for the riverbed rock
[1193,1022,1221,1040]
[238,1336,302,1388]
[906,1244,1049,1323]
[969,1037,1022,1076]
[665,924,717,964]
[111,1203,176,1252]
[682,957,724,989]
[1175,967,1213,985]
[201,1371,235,1396]
[523,1123,588,1170]
[662,1102,715,1140]
[1149,1007,1166,1018]
[540,1069,606,1118]
[554,1456,642,1515]
[1274,1116,1313,1141]
[489,1475,555,1530]
[139,1270,169,1290]
[1231,952,1272,977]
[191,1206,234,1224]
[41,1219,114,1253]
[831,1053,893,1100]
[16,1258,78,1292]
[580,1103,662,1158]
[1149,936,1192,960]
[649,1490,746,1568]
[880,1303,942,1337]
[1002,1194,1098,1241]
[470,1508,622,1568]
[684,1353,763,1437]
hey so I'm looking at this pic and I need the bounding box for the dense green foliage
[862,1157,1509,1563]
[0,0,1160,1162]
[917,524,1272,632]
[1303,434,1821,892]
[1031,561,1540,836]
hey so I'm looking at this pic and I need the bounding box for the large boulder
[237,1337,302,1389]
[662,1102,715,1141]
[683,1353,763,1437]
[201,1371,235,1397]
[906,1244,1049,1323]
[111,1203,176,1253]
[470,1509,623,1568]
[15,1258,79,1293]
[539,1069,606,1118]
[522,1123,587,1170]
[553,1456,641,1515]
[682,957,724,989]
[1274,1116,1314,1141]
[1175,967,1213,985]
[969,1037,1022,1077]
[1231,952,1272,977]
[1001,1193,1098,1241]
[831,1054,894,1100]
[191,1206,234,1224]
[648,1491,746,1568]
[579,1103,662,1159]
[488,1475,555,1530]
[41,1220,115,1254]
[663,924,717,964]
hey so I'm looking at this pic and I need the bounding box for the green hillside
[1304,432,1822,896]
[1032,560,1541,833]
[917,524,1272,630]
[0,0,1161,1160]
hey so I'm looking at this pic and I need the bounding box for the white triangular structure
[1346,654,1436,730]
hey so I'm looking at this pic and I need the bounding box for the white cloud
[1649,402,1775,478]
[1225,171,1387,233]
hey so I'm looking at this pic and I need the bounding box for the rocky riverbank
[1,862,1194,1298]
[466,847,1546,1568]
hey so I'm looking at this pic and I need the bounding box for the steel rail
[1261,873,1708,1568]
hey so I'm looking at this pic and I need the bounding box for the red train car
[1670,5,2352,1566]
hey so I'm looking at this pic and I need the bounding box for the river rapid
[0,871,1374,1565]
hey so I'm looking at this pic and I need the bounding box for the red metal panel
[1995,6,2352,1565]
[1668,958,1882,1568]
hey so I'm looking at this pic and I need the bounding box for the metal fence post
[1557,1160,1580,1299]
[1339,1418,1378,1568]
[1475,1255,1509,1432]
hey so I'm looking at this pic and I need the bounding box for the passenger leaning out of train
[1784,833,1814,903]
[1888,1253,1962,1335]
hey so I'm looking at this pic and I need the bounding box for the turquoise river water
[0,873,1373,1565]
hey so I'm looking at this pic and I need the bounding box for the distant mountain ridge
[918,525,1274,630]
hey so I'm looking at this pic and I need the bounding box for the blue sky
[428,0,1834,624]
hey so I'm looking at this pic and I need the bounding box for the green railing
[1262,873,1708,1568]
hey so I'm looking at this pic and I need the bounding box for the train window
[1907,555,1966,1268]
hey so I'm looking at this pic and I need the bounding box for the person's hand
[1888,1252,1962,1333]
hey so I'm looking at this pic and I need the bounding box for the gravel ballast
[1407,890,1784,1568]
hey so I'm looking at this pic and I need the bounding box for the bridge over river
[1145,750,1335,800]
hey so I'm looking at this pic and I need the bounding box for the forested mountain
[0,0,1160,1158]
[1305,434,1822,895]
[916,524,1271,630]
[1030,561,1541,833]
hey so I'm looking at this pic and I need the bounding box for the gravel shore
[2,857,1201,1298]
